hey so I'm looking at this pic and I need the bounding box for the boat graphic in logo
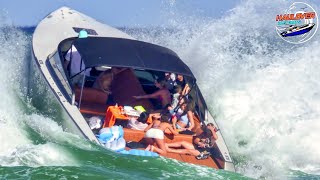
[275,2,318,44]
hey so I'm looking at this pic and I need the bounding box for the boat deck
[123,128,220,169]
[74,67,225,169]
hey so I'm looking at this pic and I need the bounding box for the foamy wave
[0,143,77,167]
[0,23,80,167]
[129,0,320,179]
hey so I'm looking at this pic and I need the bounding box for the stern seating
[75,86,108,116]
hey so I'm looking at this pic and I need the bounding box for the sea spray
[0,23,79,167]
[127,0,320,179]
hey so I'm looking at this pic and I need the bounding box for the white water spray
[0,19,79,166]
[131,0,320,178]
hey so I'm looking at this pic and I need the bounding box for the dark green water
[0,144,247,179]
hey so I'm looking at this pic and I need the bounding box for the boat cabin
[47,36,227,169]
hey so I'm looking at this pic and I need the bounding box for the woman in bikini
[133,78,171,109]
[144,113,178,155]
[165,125,219,160]
[171,97,195,131]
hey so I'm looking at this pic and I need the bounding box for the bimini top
[70,37,195,78]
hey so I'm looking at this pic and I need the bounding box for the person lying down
[143,113,178,155]
[165,124,219,160]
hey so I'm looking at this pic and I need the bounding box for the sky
[0,0,241,27]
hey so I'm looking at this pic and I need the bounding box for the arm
[207,126,219,141]
[134,90,161,99]
[182,84,190,95]
[212,130,218,141]
[186,111,195,131]
[144,122,153,132]
[166,123,179,135]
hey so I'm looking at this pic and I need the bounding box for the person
[170,85,182,110]
[206,123,219,131]
[143,113,178,155]
[92,70,116,105]
[93,70,113,95]
[165,125,218,160]
[64,45,91,85]
[133,78,171,109]
[176,74,190,96]
[171,97,195,131]
[164,72,176,93]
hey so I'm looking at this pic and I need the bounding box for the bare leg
[166,141,195,150]
[145,145,151,151]
[152,138,167,155]
[166,141,183,148]
[166,148,201,156]
[165,141,200,156]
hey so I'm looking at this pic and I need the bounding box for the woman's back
[151,119,170,131]
[152,119,161,128]
[158,88,171,107]
[158,122,172,131]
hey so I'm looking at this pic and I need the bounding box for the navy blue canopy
[71,37,195,78]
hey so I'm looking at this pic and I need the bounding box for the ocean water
[1,0,320,179]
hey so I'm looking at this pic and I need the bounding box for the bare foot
[145,145,151,151]
[150,145,154,152]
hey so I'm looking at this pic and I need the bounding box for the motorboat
[29,7,235,171]
[280,23,315,37]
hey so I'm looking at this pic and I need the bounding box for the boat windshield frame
[47,51,73,102]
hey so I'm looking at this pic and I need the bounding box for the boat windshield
[48,51,73,101]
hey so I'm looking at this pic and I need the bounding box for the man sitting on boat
[133,78,171,110]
